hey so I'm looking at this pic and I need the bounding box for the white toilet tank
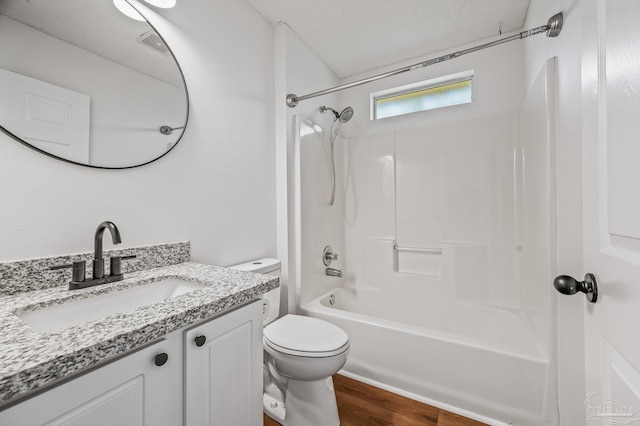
[229,258,280,325]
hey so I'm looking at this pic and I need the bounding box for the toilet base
[264,376,340,426]
[263,393,286,424]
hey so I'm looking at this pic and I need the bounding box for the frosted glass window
[371,71,473,120]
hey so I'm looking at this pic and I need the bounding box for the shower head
[320,105,354,123]
[339,107,354,123]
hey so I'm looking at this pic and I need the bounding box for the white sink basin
[17,278,204,334]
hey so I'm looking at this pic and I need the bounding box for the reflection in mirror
[0,0,188,168]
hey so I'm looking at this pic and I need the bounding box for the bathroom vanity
[0,244,278,426]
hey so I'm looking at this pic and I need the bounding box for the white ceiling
[246,0,532,78]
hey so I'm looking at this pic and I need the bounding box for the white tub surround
[0,258,278,405]
[295,55,558,425]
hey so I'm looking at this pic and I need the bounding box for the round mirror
[0,0,188,169]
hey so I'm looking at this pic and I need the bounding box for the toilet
[230,258,349,426]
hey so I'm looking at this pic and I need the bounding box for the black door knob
[195,335,206,347]
[553,273,598,303]
[154,352,169,366]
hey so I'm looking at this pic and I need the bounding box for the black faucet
[93,221,122,279]
[50,221,136,290]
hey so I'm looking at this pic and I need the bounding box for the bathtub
[301,284,553,426]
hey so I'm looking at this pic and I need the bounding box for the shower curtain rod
[286,12,563,108]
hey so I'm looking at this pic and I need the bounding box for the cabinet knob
[194,335,206,347]
[154,352,169,366]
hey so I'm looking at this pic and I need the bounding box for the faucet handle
[109,254,137,277]
[51,261,86,283]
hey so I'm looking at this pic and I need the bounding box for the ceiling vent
[136,30,169,55]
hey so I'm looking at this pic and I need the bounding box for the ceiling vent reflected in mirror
[137,30,170,55]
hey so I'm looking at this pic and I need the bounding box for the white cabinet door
[580,0,640,424]
[0,338,182,426]
[185,300,263,426]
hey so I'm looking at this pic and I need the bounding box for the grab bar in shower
[393,244,442,254]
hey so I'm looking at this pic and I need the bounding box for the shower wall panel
[395,128,443,250]
[342,132,396,283]
[342,114,520,308]
[516,58,557,354]
[297,116,346,305]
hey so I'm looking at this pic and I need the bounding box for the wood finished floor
[263,374,487,426]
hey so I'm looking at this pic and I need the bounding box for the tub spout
[326,267,342,278]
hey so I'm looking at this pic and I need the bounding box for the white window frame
[370,69,474,120]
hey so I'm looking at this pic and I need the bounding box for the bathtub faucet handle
[323,245,338,266]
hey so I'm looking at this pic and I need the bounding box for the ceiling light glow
[113,0,146,21]
[144,0,176,8]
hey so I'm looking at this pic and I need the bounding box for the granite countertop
[0,262,279,405]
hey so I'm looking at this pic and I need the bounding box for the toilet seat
[264,315,349,358]
[264,338,350,358]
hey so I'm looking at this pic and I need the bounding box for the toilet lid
[264,315,349,355]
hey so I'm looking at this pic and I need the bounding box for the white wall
[0,15,185,168]
[0,0,276,269]
[274,24,343,310]
[523,1,586,425]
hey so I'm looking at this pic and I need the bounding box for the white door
[580,0,640,424]
[0,68,90,163]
